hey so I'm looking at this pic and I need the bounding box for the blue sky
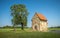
[0,0,60,27]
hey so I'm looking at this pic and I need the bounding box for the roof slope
[36,13,47,21]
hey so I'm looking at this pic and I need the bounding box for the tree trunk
[21,23,24,30]
[14,27,16,31]
[13,26,16,31]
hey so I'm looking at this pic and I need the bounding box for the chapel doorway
[35,25,38,30]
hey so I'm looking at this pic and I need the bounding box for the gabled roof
[36,13,47,21]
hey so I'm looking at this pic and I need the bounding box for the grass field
[49,28,60,30]
[0,28,60,38]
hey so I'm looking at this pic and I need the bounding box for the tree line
[0,25,29,29]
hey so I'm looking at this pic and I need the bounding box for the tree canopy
[10,4,28,30]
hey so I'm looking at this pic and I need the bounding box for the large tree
[10,4,28,30]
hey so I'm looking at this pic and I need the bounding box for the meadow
[0,28,60,38]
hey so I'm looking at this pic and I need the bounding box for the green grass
[49,28,60,30]
[0,28,60,38]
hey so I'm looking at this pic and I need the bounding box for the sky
[0,0,60,27]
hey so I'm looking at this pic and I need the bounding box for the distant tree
[10,4,28,31]
[3,25,12,28]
